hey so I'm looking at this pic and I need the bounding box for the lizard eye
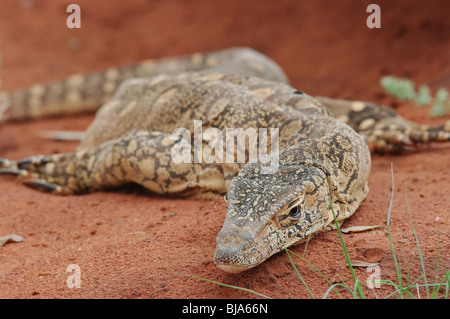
[275,200,303,228]
[289,206,301,218]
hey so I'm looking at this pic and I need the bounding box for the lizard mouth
[214,262,259,273]
[215,263,252,273]
[213,243,263,273]
[213,242,268,273]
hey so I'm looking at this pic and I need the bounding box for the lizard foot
[6,154,83,195]
[362,117,450,153]
[0,158,27,176]
[21,180,63,193]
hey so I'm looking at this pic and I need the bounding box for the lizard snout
[213,228,261,273]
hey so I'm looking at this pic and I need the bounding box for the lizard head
[213,162,334,273]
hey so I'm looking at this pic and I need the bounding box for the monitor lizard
[0,48,449,272]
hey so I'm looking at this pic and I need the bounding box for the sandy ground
[0,0,448,299]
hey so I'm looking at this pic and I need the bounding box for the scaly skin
[1,48,449,273]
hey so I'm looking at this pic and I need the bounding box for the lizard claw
[16,155,45,170]
[2,153,78,195]
[0,157,12,168]
[21,179,63,194]
[361,116,450,153]
[0,158,29,176]
[16,154,65,170]
[0,167,28,176]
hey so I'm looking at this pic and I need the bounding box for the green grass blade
[386,163,403,297]
[431,224,446,298]
[288,249,343,298]
[285,248,315,298]
[275,228,315,298]
[328,198,364,299]
[404,183,430,298]
[431,271,450,299]
[352,278,362,299]
[322,283,355,299]
[181,274,272,299]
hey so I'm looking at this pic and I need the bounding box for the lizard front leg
[1,130,233,199]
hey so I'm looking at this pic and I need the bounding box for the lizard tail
[2,48,288,122]
[4,72,119,121]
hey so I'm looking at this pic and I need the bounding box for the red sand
[0,0,448,298]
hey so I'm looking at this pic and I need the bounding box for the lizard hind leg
[315,96,450,152]
[8,129,231,198]
[10,135,138,195]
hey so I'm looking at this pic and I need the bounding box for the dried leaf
[341,225,381,234]
[348,260,379,268]
[0,234,23,246]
